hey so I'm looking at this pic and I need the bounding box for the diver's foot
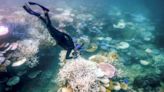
[28,2,49,12]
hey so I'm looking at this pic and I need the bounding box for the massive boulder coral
[98,63,116,78]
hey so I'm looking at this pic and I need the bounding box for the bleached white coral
[27,19,56,46]
[13,39,40,68]
[17,39,39,58]
[57,57,100,92]
[59,50,67,62]
[52,9,74,23]
[9,10,27,23]
[26,56,39,68]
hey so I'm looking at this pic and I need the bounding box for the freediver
[23,2,83,59]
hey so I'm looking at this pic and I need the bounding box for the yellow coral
[107,52,119,63]
[120,82,128,90]
[86,43,98,52]
[0,65,6,72]
[106,89,111,92]
[107,80,114,90]
[160,82,164,92]
[61,87,73,92]
[89,54,108,63]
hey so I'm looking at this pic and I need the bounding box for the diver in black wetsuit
[23,2,82,59]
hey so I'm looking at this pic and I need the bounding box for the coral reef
[57,56,117,92]
[89,54,108,63]
[133,74,161,92]
[0,2,164,92]
[57,57,100,92]
[12,58,26,67]
[17,39,39,58]
[85,43,98,52]
[26,56,39,68]
[98,63,116,78]
[0,42,18,72]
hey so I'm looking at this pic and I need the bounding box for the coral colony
[0,2,164,92]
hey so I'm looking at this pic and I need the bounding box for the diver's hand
[72,51,79,59]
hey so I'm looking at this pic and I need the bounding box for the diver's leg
[44,12,52,25]
[65,49,73,59]
[27,2,51,24]
[38,16,47,24]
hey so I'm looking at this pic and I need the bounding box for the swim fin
[23,4,41,16]
[28,2,49,12]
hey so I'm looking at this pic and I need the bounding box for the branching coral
[9,39,40,68]
[52,9,74,23]
[25,18,56,45]
[57,57,100,92]
[27,22,56,46]
[17,39,39,58]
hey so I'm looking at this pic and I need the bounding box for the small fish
[123,78,129,84]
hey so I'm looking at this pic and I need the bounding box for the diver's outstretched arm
[66,49,73,59]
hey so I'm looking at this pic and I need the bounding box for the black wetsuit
[23,2,75,59]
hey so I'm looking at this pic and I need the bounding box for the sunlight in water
[0,26,9,36]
